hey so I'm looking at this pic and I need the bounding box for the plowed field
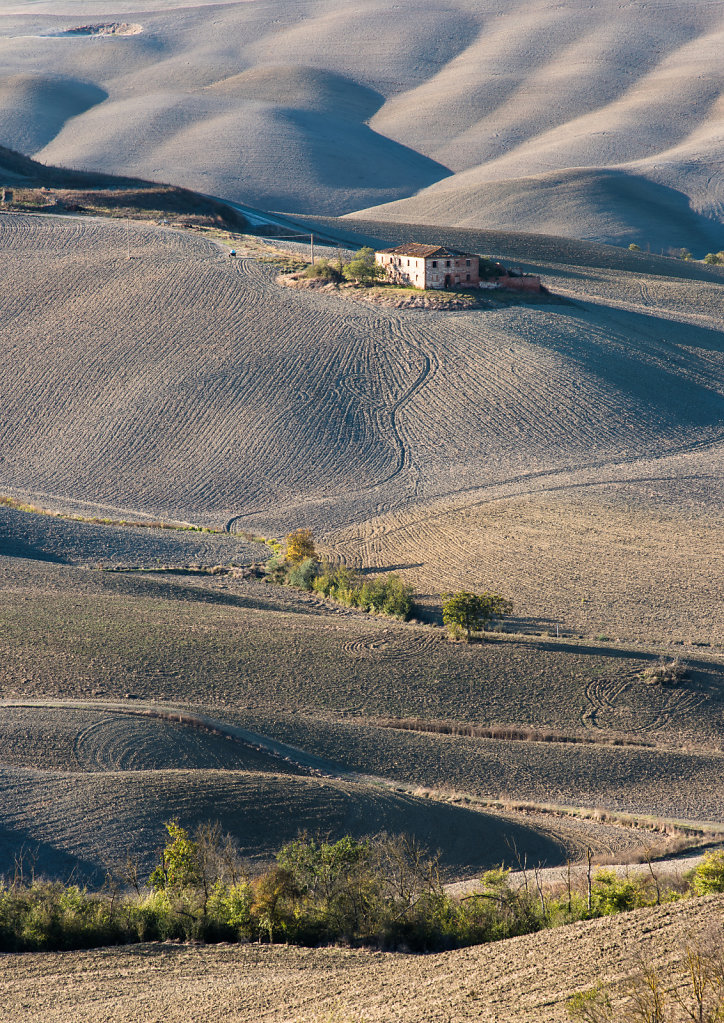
[2,213,722,644]
[0,213,722,908]
[2,557,722,839]
[2,896,722,1022]
[0,707,572,882]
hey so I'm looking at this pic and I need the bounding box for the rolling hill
[1,212,721,644]
[0,0,722,245]
[2,0,723,1010]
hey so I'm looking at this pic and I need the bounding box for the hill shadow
[526,305,724,433]
[96,571,331,617]
[0,823,103,886]
[0,532,65,564]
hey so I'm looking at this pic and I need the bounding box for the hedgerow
[264,534,416,620]
[1,827,722,954]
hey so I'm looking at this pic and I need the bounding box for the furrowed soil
[0,212,721,911]
[0,759,569,882]
[1,214,722,645]
[1,555,722,864]
[2,896,723,1022]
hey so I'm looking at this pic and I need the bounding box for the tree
[286,556,319,590]
[285,528,316,565]
[303,258,341,282]
[704,251,724,265]
[628,243,641,252]
[442,591,513,641]
[687,850,724,895]
[342,247,385,285]
[149,821,201,892]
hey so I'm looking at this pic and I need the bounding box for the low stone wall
[497,274,542,291]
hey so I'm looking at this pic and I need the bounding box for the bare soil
[1,896,722,1022]
[1,214,721,646]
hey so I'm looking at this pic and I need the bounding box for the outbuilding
[375,244,480,290]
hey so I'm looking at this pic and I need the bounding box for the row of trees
[269,530,514,635]
[628,242,724,265]
[2,823,723,953]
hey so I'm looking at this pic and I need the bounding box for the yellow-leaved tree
[285,528,316,565]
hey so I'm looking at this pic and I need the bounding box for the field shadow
[97,572,330,617]
[0,533,65,564]
[528,307,724,434]
[0,824,103,886]
[568,301,724,355]
[517,637,722,684]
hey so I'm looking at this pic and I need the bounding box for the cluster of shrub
[2,823,723,955]
[300,246,385,286]
[265,529,416,620]
[266,529,517,637]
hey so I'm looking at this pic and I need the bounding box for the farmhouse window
[466,273,470,281]
[431,260,437,267]
[466,259,470,266]
[446,260,451,267]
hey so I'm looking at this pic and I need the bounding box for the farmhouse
[376,244,480,290]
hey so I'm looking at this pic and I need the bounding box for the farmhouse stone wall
[376,247,480,290]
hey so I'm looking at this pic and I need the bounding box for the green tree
[590,870,643,914]
[342,247,385,285]
[149,821,201,892]
[442,591,513,641]
[704,251,724,265]
[303,258,341,282]
[628,243,641,252]
[687,850,724,895]
[286,556,319,590]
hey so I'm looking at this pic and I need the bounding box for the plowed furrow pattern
[2,215,721,537]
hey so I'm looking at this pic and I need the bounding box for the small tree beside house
[342,247,385,285]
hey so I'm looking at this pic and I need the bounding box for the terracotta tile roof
[377,243,475,259]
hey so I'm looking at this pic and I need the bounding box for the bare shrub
[641,657,688,686]
[568,926,724,1022]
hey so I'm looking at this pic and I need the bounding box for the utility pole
[310,233,315,265]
